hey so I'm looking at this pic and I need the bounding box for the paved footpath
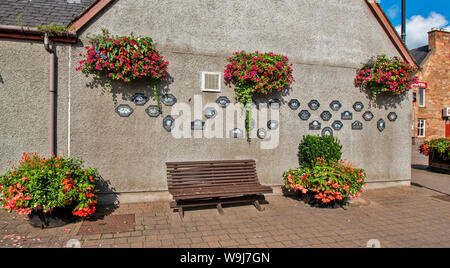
[0,185,449,248]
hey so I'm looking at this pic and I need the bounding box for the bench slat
[167,163,255,169]
[167,165,255,171]
[168,169,255,177]
[171,188,273,200]
[168,174,255,179]
[166,160,255,165]
[170,184,271,194]
[168,177,258,185]
[168,181,261,189]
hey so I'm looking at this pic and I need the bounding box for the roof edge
[0,25,77,44]
[365,0,418,68]
[68,0,114,32]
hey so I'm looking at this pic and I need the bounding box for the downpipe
[44,33,57,156]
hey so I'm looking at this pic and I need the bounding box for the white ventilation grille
[201,72,221,92]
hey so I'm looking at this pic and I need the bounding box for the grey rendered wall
[0,40,69,171]
[0,0,412,197]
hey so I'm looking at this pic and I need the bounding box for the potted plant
[284,158,366,209]
[354,55,419,101]
[284,135,366,209]
[0,152,99,228]
[224,51,294,140]
[76,29,169,107]
[419,138,450,171]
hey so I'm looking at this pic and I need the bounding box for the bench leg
[253,200,264,212]
[217,203,224,215]
[178,207,184,219]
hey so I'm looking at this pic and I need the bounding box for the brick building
[411,28,450,143]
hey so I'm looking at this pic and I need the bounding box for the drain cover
[77,214,135,235]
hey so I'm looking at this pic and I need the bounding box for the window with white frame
[418,88,425,107]
[201,72,221,92]
[417,119,426,137]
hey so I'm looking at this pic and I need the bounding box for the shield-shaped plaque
[309,120,321,130]
[341,111,353,120]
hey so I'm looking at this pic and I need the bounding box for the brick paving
[0,186,449,248]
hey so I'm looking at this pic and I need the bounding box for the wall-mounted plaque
[320,111,332,121]
[321,127,333,137]
[308,100,320,110]
[387,112,398,122]
[267,120,279,130]
[341,111,353,120]
[161,94,177,106]
[332,120,343,131]
[309,120,321,130]
[288,99,300,110]
[329,100,342,111]
[257,128,267,139]
[216,96,230,108]
[131,93,149,106]
[352,120,363,130]
[145,105,161,117]
[163,115,175,132]
[269,99,281,110]
[353,102,364,112]
[191,120,205,130]
[204,107,217,119]
[298,110,311,120]
[230,128,243,138]
[115,104,134,117]
[363,111,374,121]
[377,119,386,132]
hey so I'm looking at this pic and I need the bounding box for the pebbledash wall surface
[0,0,412,203]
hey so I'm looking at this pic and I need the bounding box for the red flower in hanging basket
[355,55,419,100]
[76,29,169,84]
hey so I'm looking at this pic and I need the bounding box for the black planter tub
[298,191,349,209]
[28,208,79,228]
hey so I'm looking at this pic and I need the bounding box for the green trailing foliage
[224,51,294,141]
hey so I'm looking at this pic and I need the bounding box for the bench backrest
[166,160,259,190]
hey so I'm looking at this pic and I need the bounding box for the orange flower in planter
[0,153,99,218]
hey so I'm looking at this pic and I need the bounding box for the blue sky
[379,0,450,49]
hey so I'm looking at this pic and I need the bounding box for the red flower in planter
[284,159,366,206]
[0,153,99,218]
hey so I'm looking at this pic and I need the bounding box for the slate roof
[0,0,96,27]
[410,45,431,66]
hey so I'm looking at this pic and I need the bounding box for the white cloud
[387,5,400,20]
[395,12,450,49]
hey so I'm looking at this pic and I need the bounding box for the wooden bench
[166,160,273,218]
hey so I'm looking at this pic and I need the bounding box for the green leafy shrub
[0,153,99,217]
[419,138,450,163]
[284,158,366,206]
[298,135,342,167]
